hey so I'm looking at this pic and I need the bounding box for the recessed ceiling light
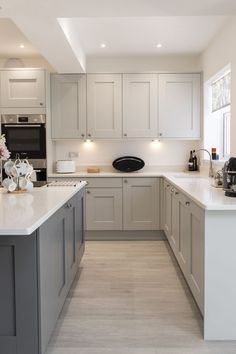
[19,44,25,48]
[100,43,106,48]
[156,43,162,48]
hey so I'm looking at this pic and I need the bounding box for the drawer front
[85,178,122,188]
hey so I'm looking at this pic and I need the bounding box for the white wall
[200,16,236,155]
[54,139,200,170]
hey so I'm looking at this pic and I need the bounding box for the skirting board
[85,230,166,241]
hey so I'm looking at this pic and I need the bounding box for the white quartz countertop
[48,170,236,211]
[0,181,86,235]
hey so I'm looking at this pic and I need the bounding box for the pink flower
[0,144,10,160]
[0,134,10,160]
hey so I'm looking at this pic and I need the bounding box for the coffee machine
[223,157,236,197]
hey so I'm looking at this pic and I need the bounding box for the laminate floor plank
[46,241,236,354]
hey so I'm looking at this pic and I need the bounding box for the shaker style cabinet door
[158,73,201,139]
[123,74,158,138]
[51,74,86,139]
[123,178,160,230]
[164,180,172,241]
[176,193,191,278]
[85,188,123,230]
[187,202,204,313]
[87,74,122,138]
[0,70,45,108]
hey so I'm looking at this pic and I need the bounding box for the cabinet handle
[185,201,190,206]
[124,179,128,183]
[87,190,91,194]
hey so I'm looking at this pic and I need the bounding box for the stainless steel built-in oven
[1,114,47,186]
[1,114,46,159]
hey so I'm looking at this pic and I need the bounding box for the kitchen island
[0,181,86,354]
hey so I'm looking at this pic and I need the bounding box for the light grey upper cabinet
[158,73,201,139]
[87,74,122,138]
[123,74,158,138]
[51,74,86,139]
[0,70,46,108]
[123,177,160,230]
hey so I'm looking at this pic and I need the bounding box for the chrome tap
[195,149,214,178]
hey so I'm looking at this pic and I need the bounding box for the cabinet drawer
[85,178,122,188]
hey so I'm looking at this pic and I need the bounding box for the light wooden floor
[46,241,236,354]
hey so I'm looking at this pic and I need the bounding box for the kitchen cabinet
[87,74,122,138]
[51,74,86,139]
[164,180,172,241]
[123,74,158,138]
[0,70,46,109]
[123,178,160,230]
[159,73,201,139]
[0,188,85,354]
[39,190,85,353]
[163,179,204,313]
[170,186,179,255]
[177,193,191,278]
[85,178,123,230]
[187,201,204,312]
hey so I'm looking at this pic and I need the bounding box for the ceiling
[58,16,228,57]
[0,18,38,57]
[0,0,234,72]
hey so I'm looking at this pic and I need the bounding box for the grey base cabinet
[163,179,204,314]
[0,189,85,354]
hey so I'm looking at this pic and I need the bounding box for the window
[212,72,231,112]
[204,66,231,160]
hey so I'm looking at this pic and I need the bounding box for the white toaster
[56,160,76,173]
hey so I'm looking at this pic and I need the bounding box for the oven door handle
[3,124,41,128]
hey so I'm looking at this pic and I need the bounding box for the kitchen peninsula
[0,182,86,354]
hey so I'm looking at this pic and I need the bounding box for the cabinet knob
[87,190,91,194]
[159,133,163,137]
[88,133,91,137]
[124,179,128,183]
[185,201,190,206]
[124,133,127,137]
[167,184,170,188]
[175,191,179,195]
[39,102,44,106]
[81,133,85,137]
[171,188,174,192]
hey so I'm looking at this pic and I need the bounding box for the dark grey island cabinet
[0,188,85,354]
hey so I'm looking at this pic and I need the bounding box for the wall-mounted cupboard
[51,73,201,140]
[0,69,46,112]
[51,74,86,139]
